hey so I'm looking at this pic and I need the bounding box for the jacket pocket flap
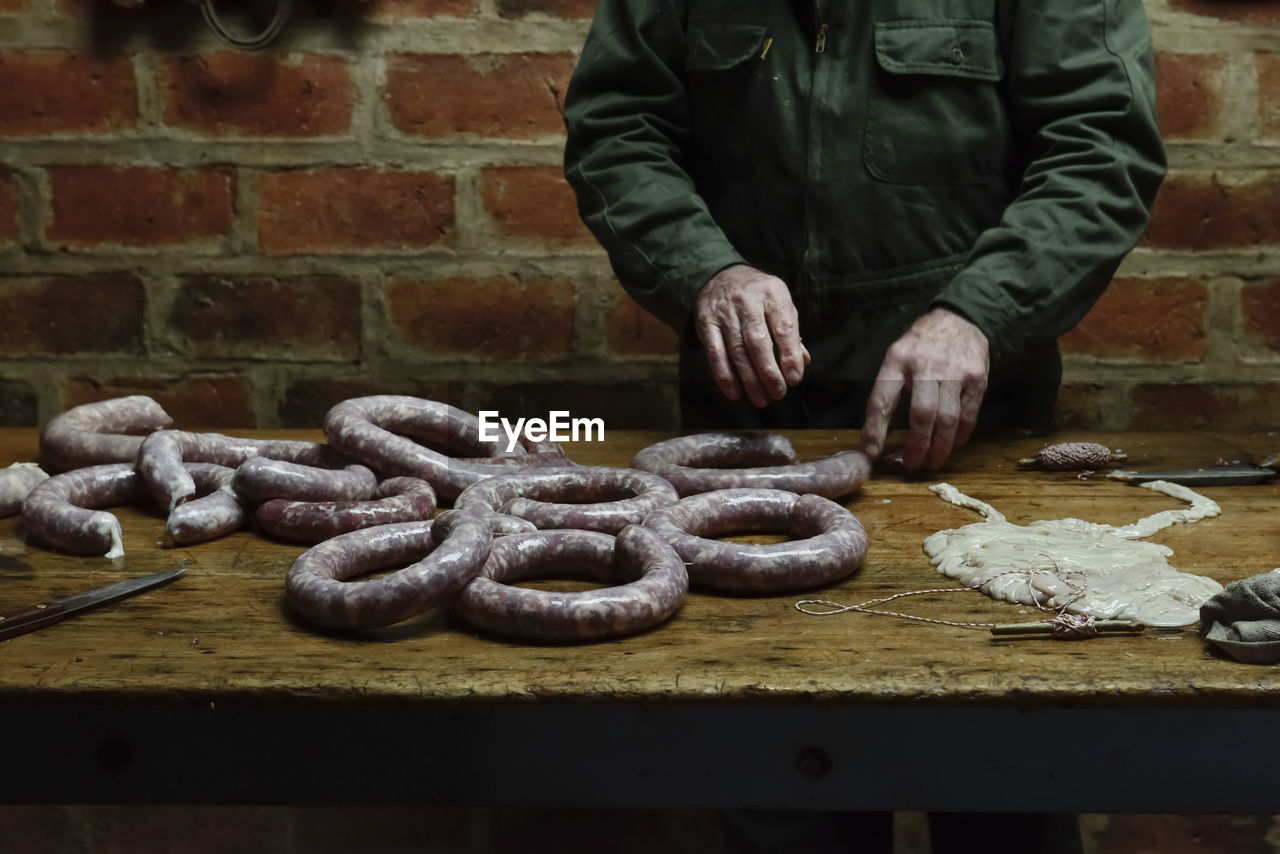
[874,20,1003,81]
[686,16,770,72]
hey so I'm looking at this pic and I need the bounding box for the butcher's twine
[795,554,1102,640]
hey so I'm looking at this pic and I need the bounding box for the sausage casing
[451,525,687,642]
[643,488,868,593]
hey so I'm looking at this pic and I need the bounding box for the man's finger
[924,380,963,470]
[697,322,743,402]
[953,377,987,449]
[722,313,770,408]
[741,310,787,401]
[900,379,939,471]
[862,371,905,459]
[766,303,806,387]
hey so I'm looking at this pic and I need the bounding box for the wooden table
[2,428,1277,812]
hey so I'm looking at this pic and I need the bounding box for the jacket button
[952,45,965,63]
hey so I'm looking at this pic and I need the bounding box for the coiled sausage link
[643,488,868,594]
[322,396,572,501]
[164,463,248,547]
[256,477,437,544]
[233,458,378,504]
[451,525,687,642]
[21,463,146,557]
[1,463,49,519]
[285,515,491,631]
[137,429,348,511]
[39,395,173,472]
[454,466,678,534]
[631,432,871,499]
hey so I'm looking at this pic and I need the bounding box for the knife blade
[0,567,186,641]
[1107,463,1278,486]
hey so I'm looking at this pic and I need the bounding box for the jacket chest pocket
[684,15,771,177]
[863,19,1008,185]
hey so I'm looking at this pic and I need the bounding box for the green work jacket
[563,0,1166,414]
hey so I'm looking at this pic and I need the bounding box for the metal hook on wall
[199,0,294,50]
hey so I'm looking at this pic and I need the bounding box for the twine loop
[796,554,1102,640]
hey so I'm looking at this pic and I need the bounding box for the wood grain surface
[2,427,1278,708]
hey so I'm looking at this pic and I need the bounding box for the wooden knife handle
[0,601,68,641]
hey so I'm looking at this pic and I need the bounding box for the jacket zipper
[799,0,827,371]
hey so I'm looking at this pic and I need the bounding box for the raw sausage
[233,458,378,504]
[0,462,49,518]
[454,466,678,534]
[256,477,437,544]
[451,525,687,642]
[39,395,173,472]
[164,463,248,547]
[137,429,348,511]
[631,432,871,499]
[643,488,867,594]
[21,463,146,557]
[430,507,536,540]
[285,514,491,631]
[322,396,572,500]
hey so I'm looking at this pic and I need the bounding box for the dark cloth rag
[1200,571,1280,664]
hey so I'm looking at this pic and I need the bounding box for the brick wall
[1059,0,1280,430]
[0,0,1276,431]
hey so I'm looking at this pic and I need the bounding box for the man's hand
[694,265,810,407]
[862,308,989,471]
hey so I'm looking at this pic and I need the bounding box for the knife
[1107,463,1278,486]
[0,567,186,641]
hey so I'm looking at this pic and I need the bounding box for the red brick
[1089,814,1273,854]
[1169,0,1280,25]
[607,291,679,356]
[495,0,597,18]
[1240,278,1280,351]
[368,0,471,19]
[0,0,29,11]
[481,165,592,246]
[1130,384,1280,431]
[1055,383,1124,431]
[1143,173,1280,250]
[166,275,361,360]
[46,165,234,248]
[386,275,574,360]
[0,276,144,355]
[0,168,17,243]
[160,53,353,138]
[385,53,573,139]
[65,376,254,429]
[256,167,454,254]
[0,52,137,136]
[1154,53,1227,140]
[1059,277,1208,361]
[1259,52,1280,142]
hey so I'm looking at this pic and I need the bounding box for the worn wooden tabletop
[2,427,1278,709]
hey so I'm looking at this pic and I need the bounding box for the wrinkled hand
[862,308,989,471]
[694,265,811,407]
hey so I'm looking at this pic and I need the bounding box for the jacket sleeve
[930,0,1167,368]
[562,0,747,332]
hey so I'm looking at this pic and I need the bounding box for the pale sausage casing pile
[10,396,872,642]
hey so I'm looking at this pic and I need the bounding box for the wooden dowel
[990,619,1144,636]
